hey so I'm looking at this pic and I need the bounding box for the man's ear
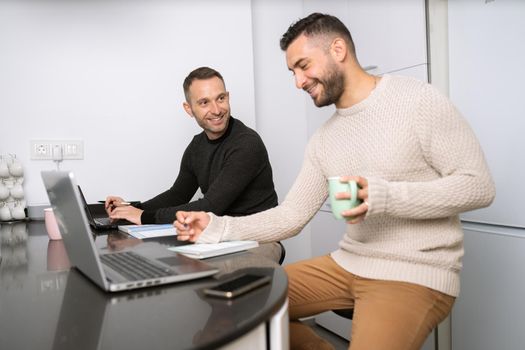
[183,101,194,118]
[330,37,348,63]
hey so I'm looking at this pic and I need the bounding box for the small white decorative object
[8,159,24,177]
[11,204,26,220]
[0,183,9,201]
[0,160,9,178]
[10,184,25,199]
[0,204,11,221]
[0,154,27,222]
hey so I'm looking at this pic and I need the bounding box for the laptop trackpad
[157,256,185,267]
[133,242,211,270]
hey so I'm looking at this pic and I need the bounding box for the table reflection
[47,239,71,271]
[0,221,28,290]
[192,268,275,347]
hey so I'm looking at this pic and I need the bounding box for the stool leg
[434,325,439,350]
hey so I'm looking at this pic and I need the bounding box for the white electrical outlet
[30,140,84,160]
[62,140,84,159]
[30,141,52,159]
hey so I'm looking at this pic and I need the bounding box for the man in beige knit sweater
[174,13,495,350]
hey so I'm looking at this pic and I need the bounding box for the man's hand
[174,211,210,242]
[337,176,369,224]
[105,196,126,215]
[108,205,143,225]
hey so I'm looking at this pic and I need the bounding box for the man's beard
[313,63,345,107]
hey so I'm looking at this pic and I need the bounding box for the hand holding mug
[328,176,369,223]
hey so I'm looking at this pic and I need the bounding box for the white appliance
[448,1,525,348]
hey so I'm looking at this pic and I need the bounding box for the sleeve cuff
[196,213,226,244]
[366,177,389,216]
[140,210,156,224]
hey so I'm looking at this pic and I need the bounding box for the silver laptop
[41,170,219,292]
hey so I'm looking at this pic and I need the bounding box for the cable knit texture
[198,75,495,297]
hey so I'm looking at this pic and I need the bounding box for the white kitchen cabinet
[304,0,427,76]
[393,63,428,82]
[448,0,525,228]
[452,223,525,350]
[346,0,427,75]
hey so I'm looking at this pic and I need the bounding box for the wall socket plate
[30,140,84,160]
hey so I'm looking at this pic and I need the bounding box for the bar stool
[277,241,286,265]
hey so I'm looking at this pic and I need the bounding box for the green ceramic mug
[327,177,362,220]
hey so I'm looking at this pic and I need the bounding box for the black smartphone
[203,274,272,299]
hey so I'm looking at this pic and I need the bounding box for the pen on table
[98,200,131,206]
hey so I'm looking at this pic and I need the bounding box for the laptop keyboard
[94,217,111,225]
[100,251,175,281]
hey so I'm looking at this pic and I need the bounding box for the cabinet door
[346,0,427,75]
[303,0,427,75]
[394,63,428,82]
[449,0,525,227]
[452,225,525,350]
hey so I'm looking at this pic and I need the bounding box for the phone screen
[204,274,271,298]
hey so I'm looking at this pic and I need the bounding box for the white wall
[251,0,307,201]
[0,0,256,205]
[251,0,312,264]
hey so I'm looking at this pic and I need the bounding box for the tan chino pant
[285,255,455,350]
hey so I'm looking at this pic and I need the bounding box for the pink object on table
[44,208,61,240]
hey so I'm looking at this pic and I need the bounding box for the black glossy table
[0,220,289,350]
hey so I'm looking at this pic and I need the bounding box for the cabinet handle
[363,65,378,71]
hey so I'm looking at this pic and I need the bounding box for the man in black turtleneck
[105,67,278,225]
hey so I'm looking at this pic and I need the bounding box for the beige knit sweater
[198,74,495,297]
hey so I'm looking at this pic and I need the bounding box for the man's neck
[335,68,377,109]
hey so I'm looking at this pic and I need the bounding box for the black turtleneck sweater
[140,117,278,224]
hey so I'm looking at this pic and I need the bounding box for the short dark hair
[183,67,225,102]
[280,13,355,55]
